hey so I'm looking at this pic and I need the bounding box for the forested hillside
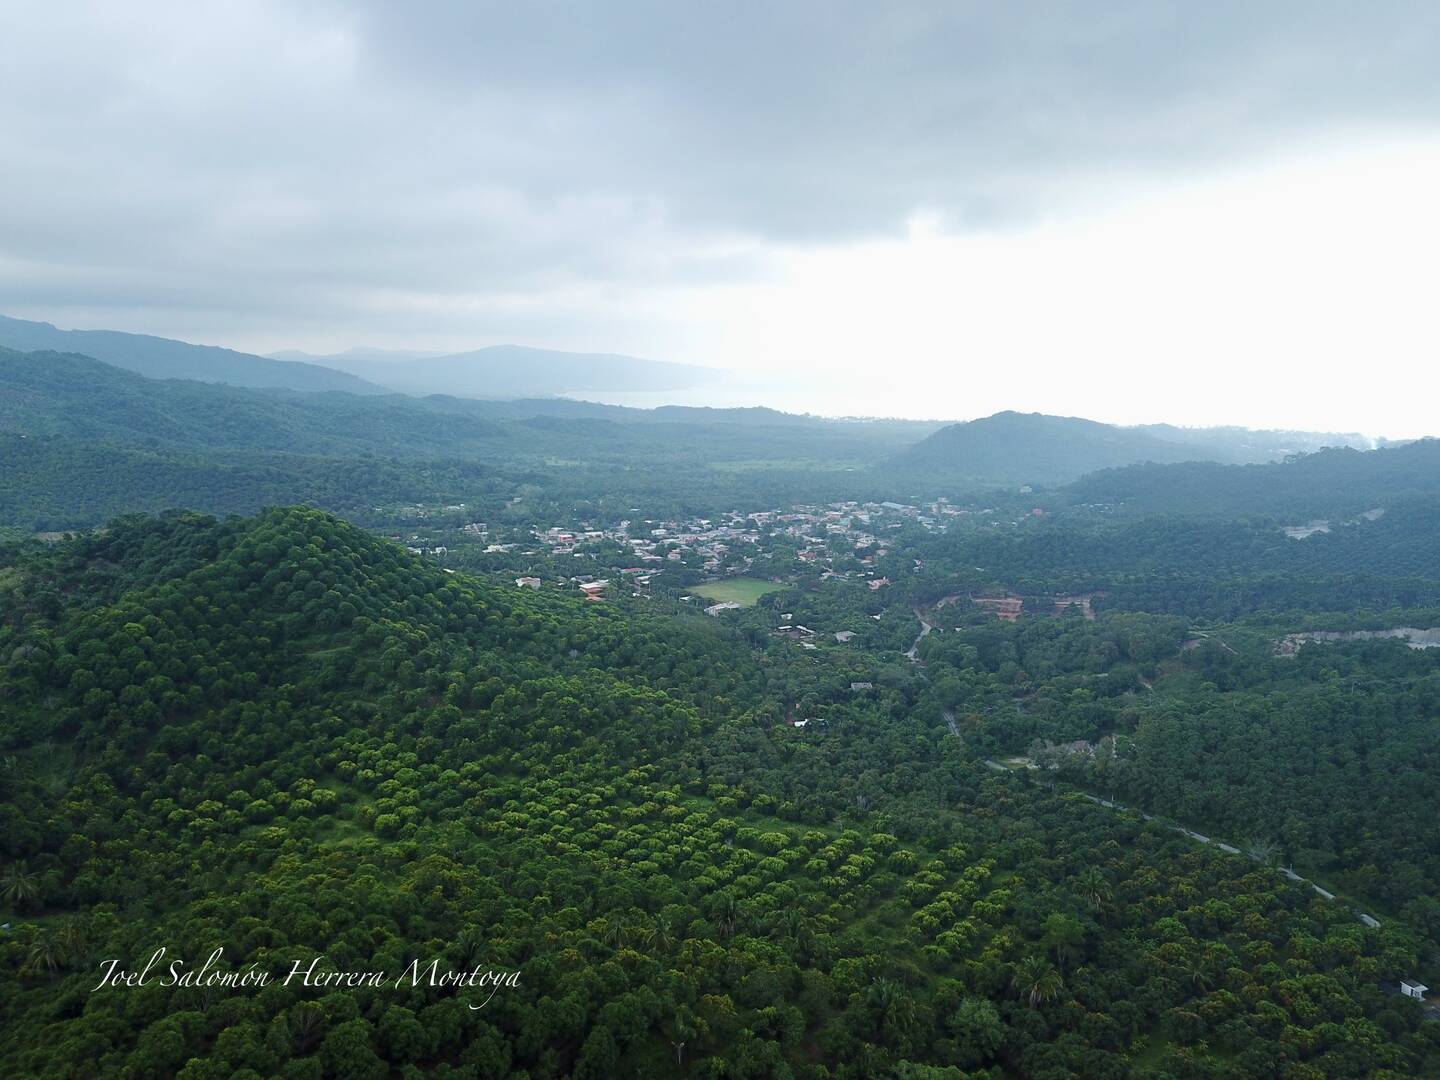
[0,315,382,395]
[894,412,1203,485]
[909,497,1440,618]
[3,510,1436,1077]
[1065,441,1440,518]
[0,350,936,530]
[912,612,1440,938]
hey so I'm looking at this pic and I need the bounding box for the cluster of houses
[402,497,1082,624]
[515,575,610,601]
[531,518,753,575]
[517,499,975,584]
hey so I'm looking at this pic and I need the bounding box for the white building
[1401,980,1428,1001]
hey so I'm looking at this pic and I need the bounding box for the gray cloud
[2,0,1438,350]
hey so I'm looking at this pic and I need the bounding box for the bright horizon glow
[559,136,1440,439]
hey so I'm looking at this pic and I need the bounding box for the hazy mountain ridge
[895,410,1381,487]
[0,348,502,455]
[1134,423,1379,458]
[277,342,718,397]
[895,411,1207,484]
[0,315,715,401]
[0,314,386,395]
[0,348,933,455]
[1064,439,1440,517]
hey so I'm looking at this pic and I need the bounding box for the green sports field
[693,577,782,606]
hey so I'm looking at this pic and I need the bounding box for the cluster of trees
[2,509,1436,1076]
[889,497,1440,621]
[1065,441,1440,520]
[910,610,1440,947]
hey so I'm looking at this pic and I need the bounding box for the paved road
[905,610,933,661]
[906,594,966,661]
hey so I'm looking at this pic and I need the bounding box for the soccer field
[693,577,782,606]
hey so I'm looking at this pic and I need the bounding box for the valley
[1,343,1439,1078]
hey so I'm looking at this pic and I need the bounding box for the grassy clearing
[694,577,783,606]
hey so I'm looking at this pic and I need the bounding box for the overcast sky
[3,2,1439,434]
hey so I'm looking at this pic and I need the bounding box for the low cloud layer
[3,2,1439,430]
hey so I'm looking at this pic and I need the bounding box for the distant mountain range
[0,314,715,400]
[1065,440,1440,518]
[0,348,930,461]
[0,314,385,395]
[1133,423,1380,459]
[894,411,1376,486]
[2,346,1435,530]
[271,343,717,397]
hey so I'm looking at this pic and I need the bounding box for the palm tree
[451,927,487,969]
[53,918,89,968]
[1013,955,1064,1008]
[26,931,60,975]
[1,860,43,912]
[1041,913,1085,974]
[599,917,634,951]
[645,915,677,955]
[709,892,739,939]
[1181,956,1214,993]
[768,906,815,958]
[669,1010,697,1068]
[1073,867,1113,914]
[867,977,917,1041]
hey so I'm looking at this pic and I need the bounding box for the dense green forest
[0,350,937,529]
[911,613,1440,930]
[1065,442,1440,519]
[1,509,1438,1077]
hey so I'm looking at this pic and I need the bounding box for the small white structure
[1401,980,1428,1001]
[1359,913,1381,929]
[835,630,857,642]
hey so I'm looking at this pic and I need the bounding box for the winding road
[905,610,934,660]
[906,594,966,661]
